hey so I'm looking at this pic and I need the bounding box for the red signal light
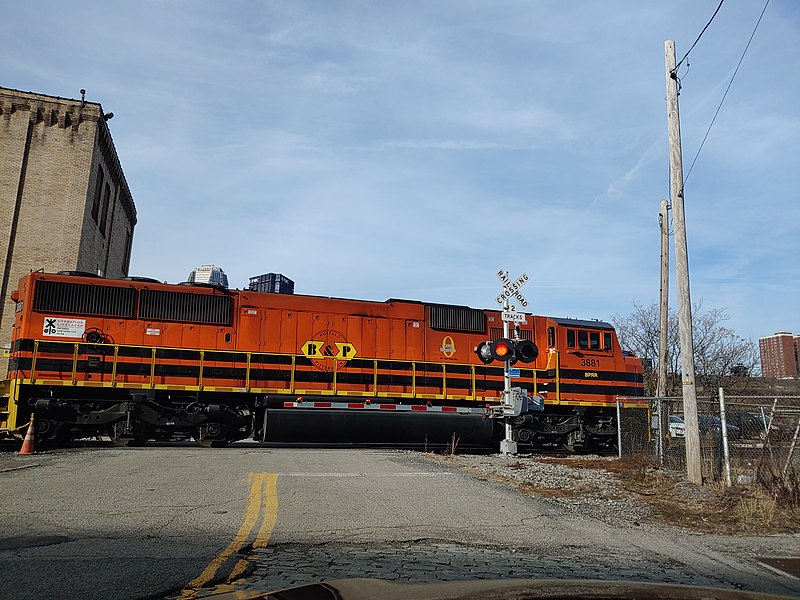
[490,338,516,363]
[494,342,511,357]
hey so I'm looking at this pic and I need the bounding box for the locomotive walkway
[0,444,798,599]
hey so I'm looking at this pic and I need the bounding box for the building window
[123,229,132,274]
[91,168,105,224]
[99,182,112,236]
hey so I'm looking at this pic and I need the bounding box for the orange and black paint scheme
[1,272,644,450]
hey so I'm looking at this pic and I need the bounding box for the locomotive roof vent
[121,276,163,284]
[57,270,102,278]
[178,281,228,290]
[552,317,614,330]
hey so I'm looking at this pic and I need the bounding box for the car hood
[205,577,796,600]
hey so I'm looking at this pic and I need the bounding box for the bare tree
[611,301,758,395]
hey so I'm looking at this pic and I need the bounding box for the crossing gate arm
[282,400,487,415]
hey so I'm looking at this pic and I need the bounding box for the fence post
[656,397,664,465]
[616,397,622,459]
[718,387,732,487]
[784,416,800,476]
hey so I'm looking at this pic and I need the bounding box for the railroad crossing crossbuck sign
[496,270,528,323]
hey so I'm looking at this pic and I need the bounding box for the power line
[673,0,726,74]
[684,0,770,184]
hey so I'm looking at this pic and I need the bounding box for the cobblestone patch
[185,540,730,597]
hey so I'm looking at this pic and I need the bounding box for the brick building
[759,331,799,379]
[0,87,136,374]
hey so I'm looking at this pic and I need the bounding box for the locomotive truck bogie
[23,389,252,448]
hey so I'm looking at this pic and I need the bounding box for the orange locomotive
[1,271,643,449]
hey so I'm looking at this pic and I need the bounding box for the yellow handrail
[12,338,558,402]
[31,340,39,382]
[149,347,157,388]
[198,350,205,390]
[470,365,476,400]
[111,345,119,386]
[71,343,79,385]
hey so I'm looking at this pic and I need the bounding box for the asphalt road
[1,443,799,599]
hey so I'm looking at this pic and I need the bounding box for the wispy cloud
[1,0,798,340]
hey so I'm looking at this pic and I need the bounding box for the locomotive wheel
[193,422,230,448]
[34,418,71,449]
[515,427,535,446]
[109,421,148,447]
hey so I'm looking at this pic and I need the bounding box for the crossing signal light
[515,339,539,364]
[474,339,539,364]
[475,341,495,364]
[492,339,514,361]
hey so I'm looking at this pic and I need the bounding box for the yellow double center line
[182,472,279,597]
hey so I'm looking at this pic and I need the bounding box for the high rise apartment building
[0,87,136,374]
[759,331,799,379]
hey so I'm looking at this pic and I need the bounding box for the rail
[13,339,561,403]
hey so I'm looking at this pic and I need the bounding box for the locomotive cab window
[566,328,613,353]
[589,332,600,350]
[548,326,555,348]
[578,330,588,349]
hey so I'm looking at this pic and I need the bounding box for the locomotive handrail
[30,340,39,382]
[17,338,559,402]
[149,347,157,389]
[70,343,79,385]
[111,346,120,385]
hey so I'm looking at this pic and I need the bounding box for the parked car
[697,414,741,439]
[668,415,685,438]
[728,411,779,440]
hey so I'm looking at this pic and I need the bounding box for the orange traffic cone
[18,414,36,455]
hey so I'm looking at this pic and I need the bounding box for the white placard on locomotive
[42,317,86,338]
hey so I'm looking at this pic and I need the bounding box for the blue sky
[2,1,798,342]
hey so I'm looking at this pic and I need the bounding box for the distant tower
[249,273,294,294]
[758,331,799,379]
[187,265,229,288]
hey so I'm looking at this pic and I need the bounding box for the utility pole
[657,199,670,465]
[657,199,669,399]
[665,40,702,484]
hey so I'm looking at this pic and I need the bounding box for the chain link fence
[617,391,800,489]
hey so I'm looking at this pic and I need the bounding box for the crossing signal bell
[475,338,538,364]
